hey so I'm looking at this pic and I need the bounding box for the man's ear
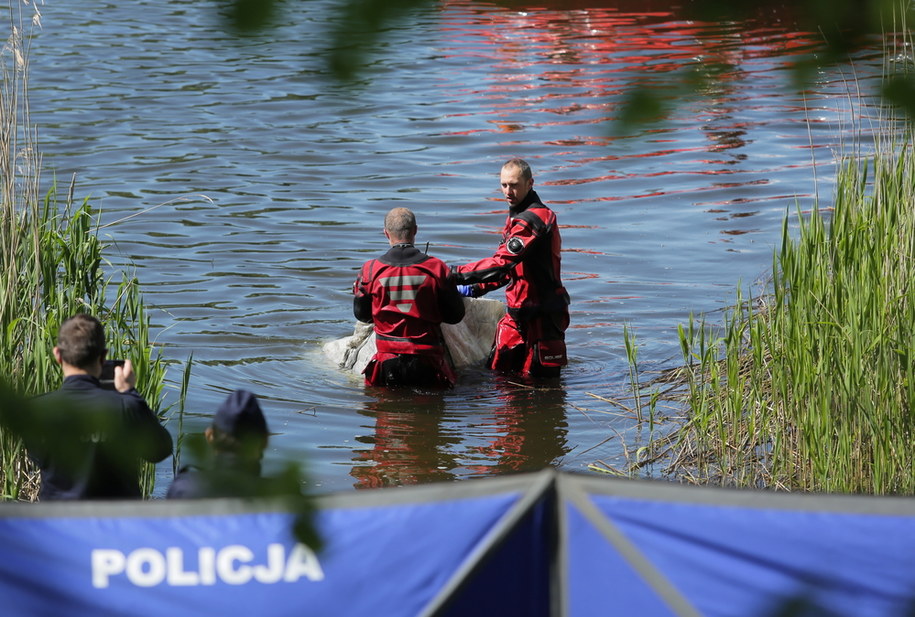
[204,426,215,444]
[52,346,63,366]
[95,349,108,375]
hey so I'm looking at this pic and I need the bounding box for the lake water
[25,0,887,494]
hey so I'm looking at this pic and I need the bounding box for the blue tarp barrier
[3,470,915,616]
[559,475,915,617]
[0,473,551,617]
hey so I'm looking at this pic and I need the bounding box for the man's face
[500,165,533,208]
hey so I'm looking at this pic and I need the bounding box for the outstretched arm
[452,211,545,286]
[439,272,466,324]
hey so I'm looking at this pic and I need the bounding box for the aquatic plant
[602,7,915,494]
[0,2,177,500]
[644,133,915,494]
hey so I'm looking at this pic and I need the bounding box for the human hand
[457,284,474,297]
[115,359,137,393]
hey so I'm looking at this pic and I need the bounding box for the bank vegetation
[611,132,915,494]
[0,4,175,500]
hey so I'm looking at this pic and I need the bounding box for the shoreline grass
[603,7,915,494]
[627,134,915,494]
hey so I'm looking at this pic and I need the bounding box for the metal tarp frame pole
[556,473,703,617]
[422,468,557,617]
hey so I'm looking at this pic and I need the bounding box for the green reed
[667,136,915,494]
[0,3,177,500]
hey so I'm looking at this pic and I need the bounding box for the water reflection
[465,378,569,477]
[351,391,459,489]
[349,377,569,488]
[439,0,830,213]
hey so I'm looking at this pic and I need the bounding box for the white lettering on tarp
[91,543,324,589]
[92,550,125,588]
[126,548,166,587]
[167,547,199,586]
[217,545,254,585]
[253,543,285,583]
[199,547,216,586]
[284,544,321,582]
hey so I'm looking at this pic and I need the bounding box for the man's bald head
[384,207,417,244]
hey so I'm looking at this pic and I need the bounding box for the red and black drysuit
[453,189,570,377]
[354,243,466,387]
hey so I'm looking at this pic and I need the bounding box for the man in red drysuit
[452,158,570,378]
[353,207,466,387]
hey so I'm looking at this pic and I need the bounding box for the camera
[100,359,125,390]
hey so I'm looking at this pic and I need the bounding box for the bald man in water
[353,207,465,388]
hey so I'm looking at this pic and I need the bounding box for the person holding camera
[28,313,173,500]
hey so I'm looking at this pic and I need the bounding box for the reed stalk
[656,136,915,493]
[0,1,180,500]
[622,3,915,494]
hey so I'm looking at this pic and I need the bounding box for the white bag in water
[323,297,506,375]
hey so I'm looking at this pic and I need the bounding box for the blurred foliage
[175,431,323,549]
[218,0,280,33]
[218,0,915,124]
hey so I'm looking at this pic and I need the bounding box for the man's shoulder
[359,257,380,273]
[41,378,149,413]
[38,377,107,403]
[166,465,204,499]
[411,254,455,282]
[511,204,555,231]
[420,253,449,269]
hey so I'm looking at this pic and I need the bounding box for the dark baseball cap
[212,390,269,437]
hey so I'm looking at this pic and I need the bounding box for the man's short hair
[384,207,417,242]
[503,158,533,182]
[56,314,106,369]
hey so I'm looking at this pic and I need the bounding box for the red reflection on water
[437,0,837,218]
[563,270,601,279]
[350,393,458,489]
[350,384,569,485]
[465,380,568,476]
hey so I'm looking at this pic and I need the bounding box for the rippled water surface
[27,0,886,493]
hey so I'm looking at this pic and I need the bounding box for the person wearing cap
[352,207,466,387]
[166,389,272,499]
[452,158,570,378]
[28,313,173,500]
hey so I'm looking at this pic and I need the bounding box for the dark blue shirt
[29,374,173,500]
[166,451,264,499]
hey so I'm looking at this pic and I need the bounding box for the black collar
[510,189,541,215]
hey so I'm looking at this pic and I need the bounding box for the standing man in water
[452,158,570,378]
[353,207,466,387]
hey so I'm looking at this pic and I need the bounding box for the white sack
[323,297,506,375]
